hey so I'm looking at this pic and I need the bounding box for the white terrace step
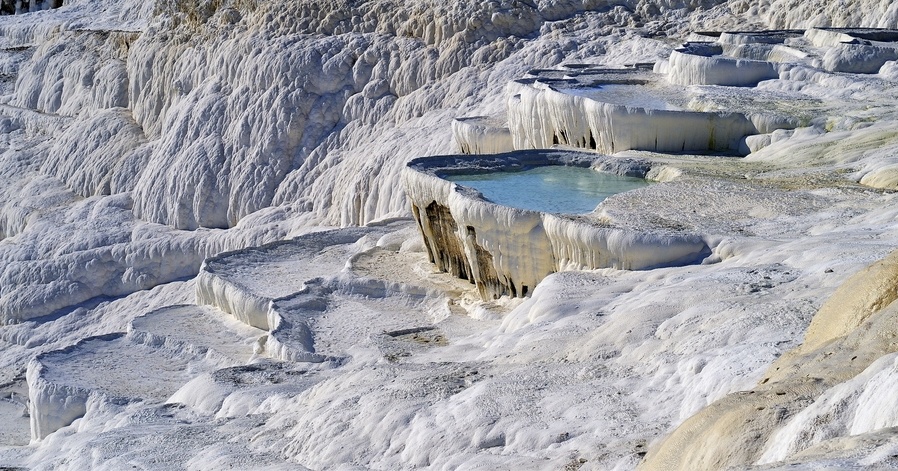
[195,219,493,364]
[267,284,449,362]
[0,340,29,447]
[27,333,202,440]
[0,397,29,446]
[27,304,263,441]
[348,246,479,303]
[266,244,502,362]
[196,220,409,330]
[128,304,266,365]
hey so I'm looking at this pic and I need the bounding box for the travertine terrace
[3,1,898,469]
[403,150,710,299]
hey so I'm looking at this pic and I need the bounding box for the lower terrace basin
[402,149,711,300]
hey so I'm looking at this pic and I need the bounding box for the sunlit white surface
[563,84,681,110]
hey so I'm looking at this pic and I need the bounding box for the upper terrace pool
[446,165,650,214]
[561,83,682,111]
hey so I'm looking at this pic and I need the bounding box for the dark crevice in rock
[466,225,517,300]
[412,200,526,299]
[411,204,436,264]
[421,201,471,282]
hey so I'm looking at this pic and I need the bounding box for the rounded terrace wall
[452,116,514,154]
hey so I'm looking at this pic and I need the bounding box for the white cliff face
[12,31,133,116]
[5,0,898,469]
[114,0,558,230]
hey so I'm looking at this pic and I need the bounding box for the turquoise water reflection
[565,84,681,110]
[447,166,650,214]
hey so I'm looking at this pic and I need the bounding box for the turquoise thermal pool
[563,84,682,110]
[446,166,651,214]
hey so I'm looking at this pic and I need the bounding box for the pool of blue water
[446,166,650,214]
[564,84,681,110]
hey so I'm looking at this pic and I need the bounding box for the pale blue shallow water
[446,166,650,214]
[564,84,681,110]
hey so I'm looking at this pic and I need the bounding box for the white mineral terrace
[456,28,898,160]
[403,150,711,300]
[506,68,773,154]
[195,226,392,330]
[28,333,205,440]
[662,27,898,82]
[6,0,898,467]
[27,304,266,440]
[456,60,812,157]
[451,116,514,155]
[197,219,486,363]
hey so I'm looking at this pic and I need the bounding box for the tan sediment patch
[639,249,898,471]
[799,249,898,353]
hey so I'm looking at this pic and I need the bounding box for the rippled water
[447,166,650,214]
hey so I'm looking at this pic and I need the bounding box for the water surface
[564,84,681,110]
[447,166,650,214]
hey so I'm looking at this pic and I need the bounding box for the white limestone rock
[7,0,898,469]
[822,42,898,74]
[665,48,779,86]
[452,116,514,154]
[507,82,759,154]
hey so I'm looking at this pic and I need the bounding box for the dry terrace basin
[402,150,711,300]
